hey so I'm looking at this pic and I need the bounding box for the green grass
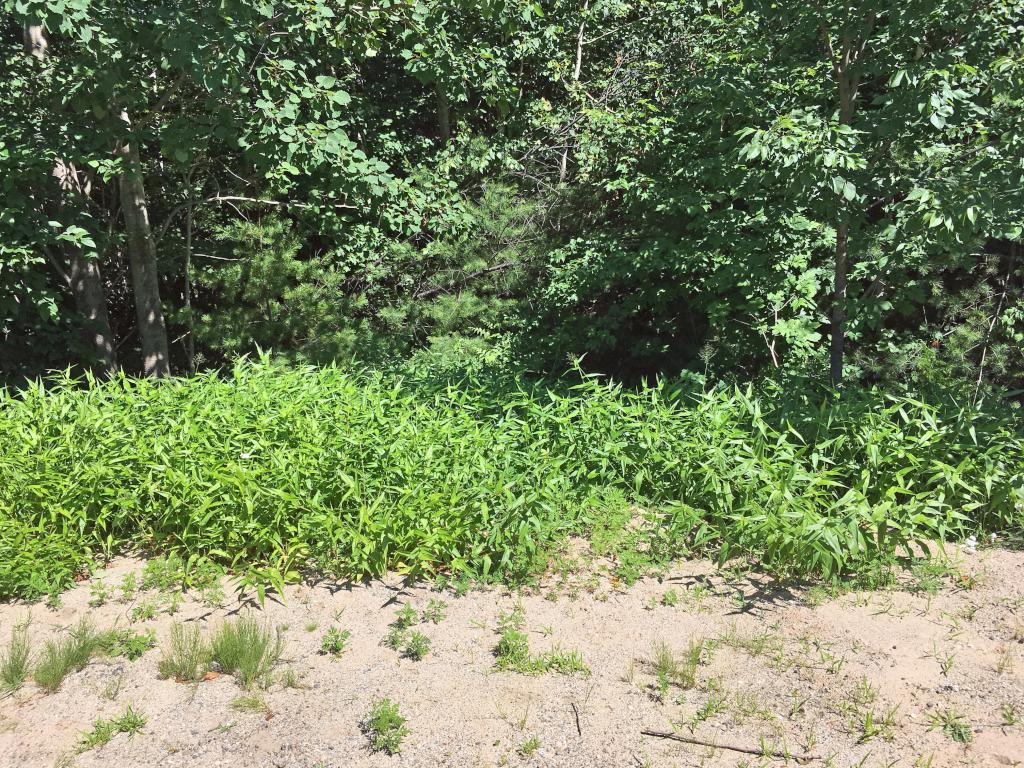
[928,709,973,743]
[230,693,270,714]
[1,361,1022,600]
[34,620,100,692]
[649,640,703,697]
[209,616,283,689]
[0,622,31,694]
[362,698,409,755]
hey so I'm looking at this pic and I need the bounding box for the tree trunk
[830,221,848,387]
[27,23,118,376]
[54,162,119,377]
[117,110,171,377]
[24,21,47,59]
[67,245,118,376]
[824,21,869,389]
[560,0,589,183]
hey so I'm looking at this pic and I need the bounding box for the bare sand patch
[1,547,1021,767]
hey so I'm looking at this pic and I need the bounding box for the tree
[19,21,117,375]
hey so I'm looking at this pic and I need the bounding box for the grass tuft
[210,616,283,689]
[34,620,99,692]
[157,623,209,682]
[0,622,31,695]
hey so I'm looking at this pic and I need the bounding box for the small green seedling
[394,605,418,629]
[89,580,111,607]
[320,628,351,658]
[403,631,431,661]
[129,600,159,623]
[117,573,137,603]
[518,736,541,757]
[362,698,409,755]
[1001,702,1018,726]
[421,599,448,624]
[928,709,972,744]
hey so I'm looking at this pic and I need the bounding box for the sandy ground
[1,545,1022,768]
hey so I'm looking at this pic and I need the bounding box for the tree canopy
[1,0,1022,399]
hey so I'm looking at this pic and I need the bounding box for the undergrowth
[1,360,1022,600]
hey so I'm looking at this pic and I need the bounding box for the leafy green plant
[141,554,187,592]
[157,623,209,682]
[402,631,431,661]
[130,600,159,623]
[494,610,588,677]
[1001,702,1018,726]
[210,616,283,689]
[518,736,541,757]
[89,580,111,607]
[117,574,137,604]
[362,698,409,755]
[393,605,418,630]
[1,364,1022,603]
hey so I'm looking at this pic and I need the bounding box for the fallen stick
[640,730,820,761]
[571,702,582,736]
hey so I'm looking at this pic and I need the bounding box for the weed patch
[77,706,146,752]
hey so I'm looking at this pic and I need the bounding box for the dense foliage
[0,0,1021,395]
[1,360,1022,599]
